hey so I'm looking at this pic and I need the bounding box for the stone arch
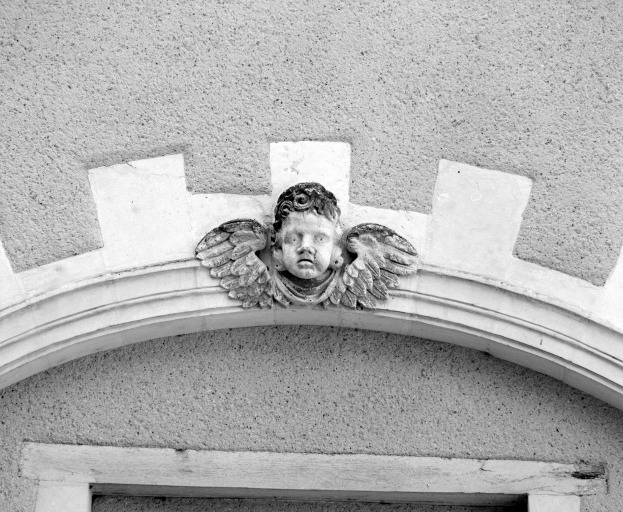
[2,258,623,410]
[2,146,623,411]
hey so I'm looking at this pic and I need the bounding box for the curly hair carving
[273,182,340,233]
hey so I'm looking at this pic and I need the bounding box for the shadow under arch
[2,260,622,411]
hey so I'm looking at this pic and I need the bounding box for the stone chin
[288,260,330,280]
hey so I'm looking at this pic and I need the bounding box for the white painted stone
[593,244,623,332]
[270,141,351,206]
[528,494,580,512]
[424,159,532,279]
[35,481,91,512]
[16,251,107,300]
[506,259,599,315]
[2,147,623,415]
[88,154,193,270]
[3,262,623,413]
[342,203,429,255]
[0,240,22,311]
[190,193,272,244]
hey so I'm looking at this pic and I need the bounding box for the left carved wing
[195,219,272,308]
[330,223,418,309]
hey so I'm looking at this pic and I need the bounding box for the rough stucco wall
[1,327,622,512]
[1,1,622,284]
[91,497,521,512]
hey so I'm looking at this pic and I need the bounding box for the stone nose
[297,236,316,254]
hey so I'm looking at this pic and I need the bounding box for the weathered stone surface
[0,1,621,283]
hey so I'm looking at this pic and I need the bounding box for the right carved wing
[330,223,418,309]
[195,219,272,308]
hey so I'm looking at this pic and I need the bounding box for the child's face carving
[276,211,340,279]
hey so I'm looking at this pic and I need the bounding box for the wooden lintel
[20,443,606,507]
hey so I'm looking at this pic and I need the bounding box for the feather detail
[243,297,259,308]
[238,262,261,287]
[229,230,259,244]
[342,289,358,308]
[231,238,266,259]
[197,240,234,259]
[222,219,263,233]
[228,289,246,300]
[381,260,414,276]
[231,251,256,275]
[259,293,273,309]
[348,275,368,298]
[196,230,231,252]
[257,268,271,284]
[221,275,241,290]
[246,282,263,297]
[380,269,399,287]
[339,223,419,308]
[337,278,347,293]
[201,249,233,268]
[365,256,381,279]
[369,280,388,300]
[357,294,377,309]
[330,286,343,305]
[386,249,416,266]
[353,258,366,271]
[384,233,417,255]
[346,264,359,279]
[210,261,234,278]
[343,271,355,288]
[196,219,272,308]
[360,266,374,291]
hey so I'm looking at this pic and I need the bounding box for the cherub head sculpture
[271,182,344,281]
[196,180,418,309]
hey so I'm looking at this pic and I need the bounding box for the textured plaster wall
[1,0,622,284]
[1,327,622,512]
[91,497,520,512]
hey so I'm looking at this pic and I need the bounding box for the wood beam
[21,443,605,508]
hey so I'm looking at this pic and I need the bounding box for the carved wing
[195,219,272,308]
[330,223,418,309]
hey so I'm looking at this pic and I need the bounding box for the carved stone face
[276,211,341,280]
